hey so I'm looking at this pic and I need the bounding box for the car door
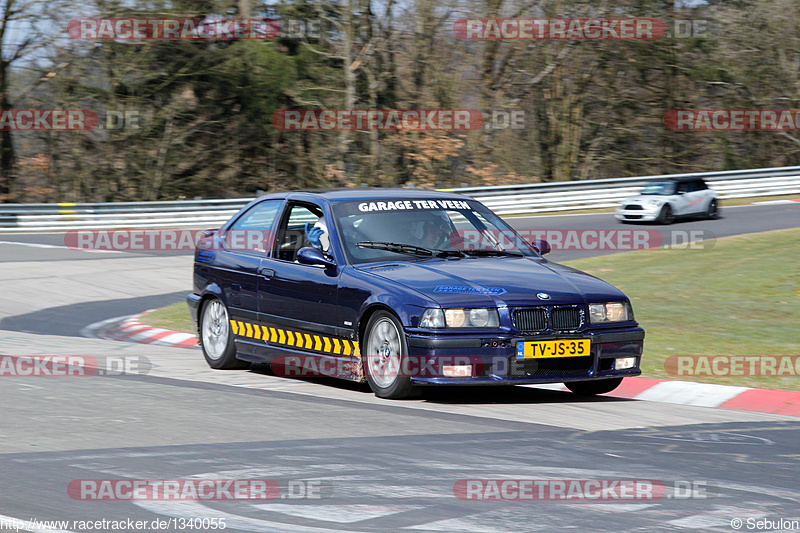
[216,199,282,324]
[681,179,700,214]
[671,180,692,215]
[259,201,344,348]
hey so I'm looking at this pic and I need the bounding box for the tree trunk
[0,62,14,200]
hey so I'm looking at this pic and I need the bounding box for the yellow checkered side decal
[230,320,360,358]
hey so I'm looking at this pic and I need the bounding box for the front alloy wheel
[200,297,248,369]
[363,311,412,399]
[657,204,674,225]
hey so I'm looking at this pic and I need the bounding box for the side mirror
[297,246,336,267]
[531,238,551,256]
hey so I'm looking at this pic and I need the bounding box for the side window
[275,203,324,262]
[677,181,689,194]
[225,200,281,253]
[696,179,708,191]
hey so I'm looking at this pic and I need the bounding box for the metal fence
[1,166,798,231]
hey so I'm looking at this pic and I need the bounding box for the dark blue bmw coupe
[188,189,644,399]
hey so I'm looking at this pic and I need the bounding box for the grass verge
[143,303,194,334]
[564,227,800,390]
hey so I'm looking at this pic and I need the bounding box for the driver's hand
[305,222,324,248]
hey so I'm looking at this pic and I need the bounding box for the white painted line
[634,381,750,407]
[520,383,569,391]
[117,323,149,333]
[133,500,361,533]
[0,240,122,253]
[252,504,422,524]
[152,332,196,345]
[79,315,136,339]
[124,328,172,342]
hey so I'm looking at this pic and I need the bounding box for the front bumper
[615,207,660,222]
[404,327,644,385]
[186,293,201,338]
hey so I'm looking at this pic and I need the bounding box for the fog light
[615,357,636,370]
[443,365,473,377]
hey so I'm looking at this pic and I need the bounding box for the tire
[199,297,248,369]
[705,199,719,220]
[565,377,623,396]
[657,204,674,225]
[363,311,413,399]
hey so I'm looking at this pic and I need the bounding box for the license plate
[516,339,590,359]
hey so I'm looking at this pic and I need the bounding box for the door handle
[259,267,274,279]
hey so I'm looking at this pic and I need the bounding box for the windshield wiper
[356,241,435,257]
[356,242,466,259]
[462,249,524,257]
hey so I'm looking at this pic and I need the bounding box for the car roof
[255,188,473,203]
[648,176,705,182]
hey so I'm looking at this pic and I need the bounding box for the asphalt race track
[0,201,798,533]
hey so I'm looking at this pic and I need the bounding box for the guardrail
[1,166,799,231]
[448,166,800,215]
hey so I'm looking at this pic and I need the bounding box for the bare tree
[0,0,73,200]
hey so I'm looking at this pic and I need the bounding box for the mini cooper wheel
[705,199,719,220]
[565,377,623,396]
[657,204,674,225]
[200,297,248,369]
[363,311,412,399]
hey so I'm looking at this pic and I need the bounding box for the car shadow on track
[247,363,635,405]
[416,385,636,405]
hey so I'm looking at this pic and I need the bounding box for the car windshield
[640,181,676,195]
[331,198,537,264]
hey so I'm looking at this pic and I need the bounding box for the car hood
[357,257,627,307]
[623,194,669,205]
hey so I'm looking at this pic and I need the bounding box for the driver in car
[304,217,331,253]
[418,213,462,250]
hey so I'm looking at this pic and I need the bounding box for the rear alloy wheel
[705,199,719,220]
[200,297,248,369]
[363,311,413,399]
[565,377,623,396]
[657,204,674,225]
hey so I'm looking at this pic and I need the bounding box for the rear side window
[225,200,282,253]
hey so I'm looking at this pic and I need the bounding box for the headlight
[420,308,445,328]
[648,200,661,207]
[588,302,633,324]
[420,308,499,328]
